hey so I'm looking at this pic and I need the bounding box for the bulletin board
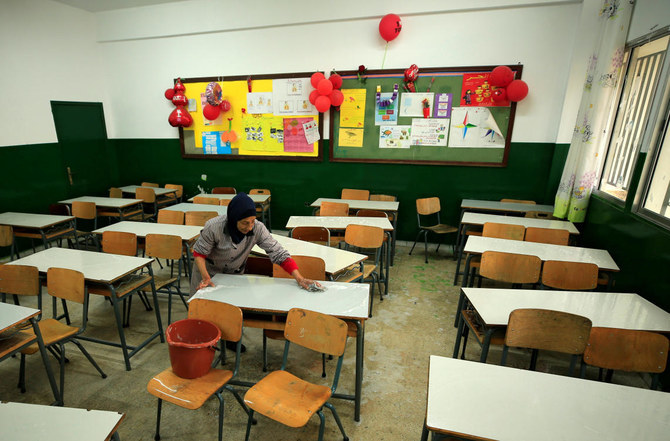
[329,65,522,167]
[179,72,322,161]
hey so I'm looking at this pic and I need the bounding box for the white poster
[448,107,505,148]
[246,92,273,114]
[272,78,316,115]
[399,92,434,117]
[379,125,411,148]
[410,118,448,146]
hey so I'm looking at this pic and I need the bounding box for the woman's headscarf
[226,192,257,244]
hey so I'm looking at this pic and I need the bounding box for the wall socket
[201,174,207,181]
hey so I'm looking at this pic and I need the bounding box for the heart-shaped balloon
[404,64,419,83]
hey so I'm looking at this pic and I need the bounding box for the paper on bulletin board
[338,127,364,147]
[460,73,495,107]
[202,131,231,154]
[433,93,453,118]
[240,114,284,152]
[374,93,398,125]
[303,120,320,144]
[399,92,434,117]
[272,78,316,115]
[283,117,315,153]
[200,93,224,126]
[339,89,367,128]
[246,92,273,114]
[410,118,448,146]
[379,125,411,148]
[448,107,505,148]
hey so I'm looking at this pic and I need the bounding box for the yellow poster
[339,89,367,128]
[239,114,284,153]
[338,127,364,147]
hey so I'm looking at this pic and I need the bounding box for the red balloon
[315,95,331,113]
[220,100,231,112]
[330,89,344,107]
[311,72,326,88]
[168,106,193,127]
[506,80,529,102]
[164,88,175,100]
[203,104,221,120]
[317,78,333,96]
[174,78,185,93]
[491,88,508,102]
[172,92,188,107]
[329,74,343,90]
[309,90,320,105]
[379,13,402,42]
[490,66,515,87]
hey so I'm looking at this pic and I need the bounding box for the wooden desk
[0,401,125,441]
[162,202,227,216]
[452,288,670,362]
[59,196,143,221]
[0,303,61,405]
[118,185,177,198]
[0,212,75,255]
[251,233,367,278]
[460,199,554,215]
[310,198,400,265]
[190,273,370,422]
[421,355,670,441]
[7,248,163,370]
[186,193,271,226]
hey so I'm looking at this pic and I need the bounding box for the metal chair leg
[325,402,349,441]
[215,392,225,441]
[154,398,162,441]
[244,409,255,441]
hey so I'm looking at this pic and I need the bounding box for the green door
[51,101,115,197]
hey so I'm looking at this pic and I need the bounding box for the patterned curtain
[554,0,635,222]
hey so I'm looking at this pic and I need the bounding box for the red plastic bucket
[166,319,221,379]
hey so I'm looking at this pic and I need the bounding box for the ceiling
[50,0,189,13]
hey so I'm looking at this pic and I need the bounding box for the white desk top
[286,216,393,231]
[462,288,670,332]
[118,185,176,196]
[0,401,125,441]
[0,303,40,333]
[426,355,670,441]
[59,196,143,208]
[464,236,619,271]
[311,198,399,212]
[0,212,74,228]
[252,234,367,275]
[7,248,152,283]
[461,212,579,234]
[93,221,203,241]
[461,198,554,214]
[187,193,270,203]
[191,274,370,320]
[162,202,227,215]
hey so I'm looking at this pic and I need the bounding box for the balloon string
[381,42,388,69]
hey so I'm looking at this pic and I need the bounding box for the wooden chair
[243,308,349,441]
[500,198,536,204]
[580,328,669,390]
[541,260,598,290]
[109,187,123,198]
[501,308,592,376]
[136,187,158,221]
[185,211,218,226]
[145,234,187,324]
[72,201,98,250]
[482,222,525,240]
[356,209,388,218]
[409,197,457,263]
[525,227,570,245]
[0,264,40,309]
[192,196,220,205]
[157,209,184,225]
[164,184,183,203]
[19,268,107,401]
[368,194,397,223]
[319,201,349,216]
[264,256,327,373]
[0,225,18,261]
[341,188,370,200]
[212,187,236,194]
[290,226,330,247]
[142,182,159,188]
[249,188,271,226]
[148,299,252,441]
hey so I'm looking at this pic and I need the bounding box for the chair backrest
[356,209,388,218]
[145,234,183,260]
[345,224,384,249]
[49,203,71,216]
[273,255,326,280]
[192,196,220,205]
[72,201,97,220]
[525,227,570,245]
[416,197,440,216]
[185,211,218,226]
[369,194,396,202]
[500,199,536,204]
[341,188,370,200]
[157,210,185,225]
[109,187,123,198]
[0,225,13,247]
[219,199,231,206]
[479,251,541,284]
[0,264,40,296]
[212,187,236,194]
[47,267,85,304]
[189,299,243,343]
[584,327,669,374]
[164,184,183,198]
[541,260,599,290]
[142,182,159,188]
[284,308,348,357]
[101,231,137,256]
[319,201,349,216]
[249,188,270,196]
[506,308,592,355]
[291,226,330,246]
[136,187,156,203]
[482,222,525,240]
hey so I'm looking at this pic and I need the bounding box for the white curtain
[554,0,635,222]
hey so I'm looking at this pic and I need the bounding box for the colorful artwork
[379,125,411,148]
[433,93,453,118]
[399,92,434,117]
[283,117,315,153]
[339,127,364,147]
[340,89,367,128]
[448,107,504,148]
[461,73,503,107]
[374,92,399,125]
[272,78,316,115]
[202,131,230,154]
[410,119,448,146]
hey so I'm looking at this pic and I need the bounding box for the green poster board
[329,65,522,167]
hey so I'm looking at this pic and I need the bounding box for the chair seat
[423,224,458,234]
[462,310,505,346]
[333,267,363,283]
[21,319,78,354]
[88,274,152,298]
[147,367,233,410]
[244,370,332,428]
[154,274,178,291]
[0,331,36,358]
